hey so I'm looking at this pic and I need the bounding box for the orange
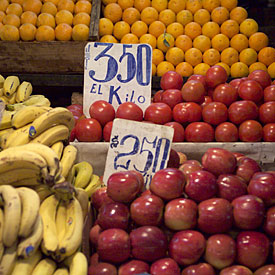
[37,13,56,28]
[55,22,72,40]
[0,0,8,12]
[239,18,258,37]
[157,61,175,76]
[3,14,20,27]
[72,23,89,40]
[130,20,147,38]
[120,32,138,43]
[73,12,90,26]
[258,47,275,66]
[74,0,91,14]
[0,11,4,22]
[11,0,24,5]
[151,0,167,12]
[220,0,237,11]
[201,21,219,39]
[139,33,156,48]
[231,61,249,78]
[44,0,59,5]
[20,11,37,25]
[165,46,184,66]
[159,9,176,26]
[186,0,202,14]
[175,34,192,52]
[211,33,229,52]
[202,0,220,12]
[122,7,140,25]
[113,20,130,40]
[100,34,118,42]
[55,10,73,25]
[193,34,211,52]
[215,61,230,75]
[239,48,257,66]
[104,3,122,23]
[185,21,201,40]
[57,0,74,13]
[203,48,220,65]
[152,48,164,65]
[194,8,210,26]
[118,0,134,10]
[99,17,113,36]
[152,63,157,76]
[249,32,269,52]
[157,32,174,52]
[41,2,57,16]
[140,7,158,25]
[220,47,239,66]
[168,0,185,14]
[249,62,267,73]
[0,24,19,40]
[267,62,275,78]
[185,47,203,66]
[230,6,247,24]
[133,0,150,12]
[166,22,184,38]
[176,9,193,26]
[194,63,210,75]
[211,7,229,25]
[220,19,239,39]
[6,3,22,16]
[19,22,36,40]
[176,61,193,77]
[230,33,248,52]
[148,20,165,38]
[35,25,55,41]
[102,0,117,5]
[22,0,42,14]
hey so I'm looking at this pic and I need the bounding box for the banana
[0,185,21,247]
[11,106,52,129]
[0,208,4,262]
[30,124,70,147]
[71,161,93,189]
[64,252,88,275]
[32,185,53,202]
[17,215,43,259]
[17,187,40,238]
[0,110,15,130]
[7,92,17,105]
[60,145,78,179]
[84,174,101,198]
[0,89,3,96]
[56,201,67,244]
[39,194,59,255]
[51,141,64,160]
[10,250,42,275]
[0,96,8,104]
[31,258,56,275]
[0,242,17,275]
[0,75,4,88]
[15,81,32,103]
[11,177,41,187]
[0,128,14,139]
[3,76,20,97]
[75,188,89,222]
[53,268,69,275]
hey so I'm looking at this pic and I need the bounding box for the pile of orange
[99,0,275,78]
[0,0,92,41]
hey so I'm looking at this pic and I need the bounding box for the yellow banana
[53,268,69,275]
[84,174,101,198]
[32,185,53,202]
[15,81,32,103]
[11,177,41,187]
[17,187,40,238]
[75,188,89,222]
[0,185,21,247]
[3,76,20,97]
[0,208,4,262]
[0,127,14,139]
[0,75,4,88]
[64,252,88,275]
[51,141,64,160]
[29,107,74,138]
[0,242,17,275]
[71,161,93,189]
[0,96,8,104]
[56,201,67,245]
[0,110,15,130]
[0,88,3,96]
[60,145,78,179]
[7,91,17,104]
[32,258,56,275]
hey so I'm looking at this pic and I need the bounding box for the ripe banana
[75,188,89,222]
[32,185,53,202]
[53,268,69,275]
[11,177,41,187]
[17,187,40,238]
[11,105,52,129]
[51,141,64,160]
[17,215,43,259]
[15,81,32,103]
[0,208,4,262]
[0,242,17,275]
[7,91,17,104]
[0,185,21,247]
[39,194,59,255]
[84,174,101,198]
[0,110,15,130]
[64,252,88,275]
[60,145,78,179]
[29,107,74,138]
[0,127,14,139]
[3,76,20,97]
[56,201,67,244]
[32,258,56,275]
[0,96,9,104]
[71,161,93,189]
[0,75,4,88]
[0,89,3,96]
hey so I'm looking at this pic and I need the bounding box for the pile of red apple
[88,147,275,275]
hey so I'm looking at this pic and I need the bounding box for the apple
[238,119,263,142]
[264,206,275,238]
[161,89,184,109]
[198,198,233,234]
[254,265,275,275]
[116,102,143,121]
[181,80,206,103]
[215,122,239,142]
[202,148,237,176]
[238,80,264,103]
[160,71,183,90]
[185,170,217,202]
[188,74,207,89]
[248,70,272,89]
[164,122,184,142]
[169,230,206,266]
[150,258,181,275]
[232,195,265,230]
[204,234,236,269]
[91,187,115,211]
[129,170,145,193]
[236,157,261,183]
[205,65,228,88]
[89,224,102,247]
[184,122,215,142]
[179,163,203,181]
[164,198,197,231]
[88,262,117,275]
[213,83,238,106]
[259,101,275,124]
[118,260,150,275]
[177,152,187,165]
[202,101,228,126]
[173,102,202,125]
[103,121,113,142]
[90,253,99,267]
[130,193,164,226]
[97,228,130,264]
[181,263,216,275]
[67,103,83,116]
[220,265,253,275]
[130,226,168,262]
[264,85,275,102]
[153,90,164,102]
[167,148,180,168]
[263,123,275,141]
[150,168,185,200]
[107,171,140,203]
[75,118,102,142]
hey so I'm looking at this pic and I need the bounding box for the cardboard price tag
[103,119,174,188]
[83,42,152,117]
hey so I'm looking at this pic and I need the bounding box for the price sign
[0,100,5,126]
[103,119,174,189]
[83,42,152,117]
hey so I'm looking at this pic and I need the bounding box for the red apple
[161,89,184,109]
[164,122,184,142]
[118,260,150,275]
[75,118,102,142]
[89,224,102,247]
[90,253,99,267]
[181,80,206,103]
[129,170,145,193]
[150,258,181,275]
[259,101,275,124]
[103,120,113,142]
[229,78,245,90]
[263,123,275,141]
[248,69,272,89]
[144,102,172,124]
[116,102,143,121]
[179,163,203,181]
[236,157,262,183]
[160,71,183,90]
[205,65,228,88]
[202,101,228,126]
[88,262,117,275]
[91,187,115,211]
[200,95,213,108]
[239,120,263,142]
[181,263,216,275]
[89,100,115,126]
[215,122,239,142]
[238,80,264,103]
[254,265,275,275]
[213,83,238,106]
[185,122,215,142]
[177,152,188,165]
[153,90,164,102]
[167,148,180,168]
[264,85,275,102]
[220,265,253,275]
[264,206,275,238]
[188,74,207,89]
[67,103,83,116]
[173,102,202,125]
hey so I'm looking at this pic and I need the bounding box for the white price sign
[83,42,152,117]
[103,119,174,188]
